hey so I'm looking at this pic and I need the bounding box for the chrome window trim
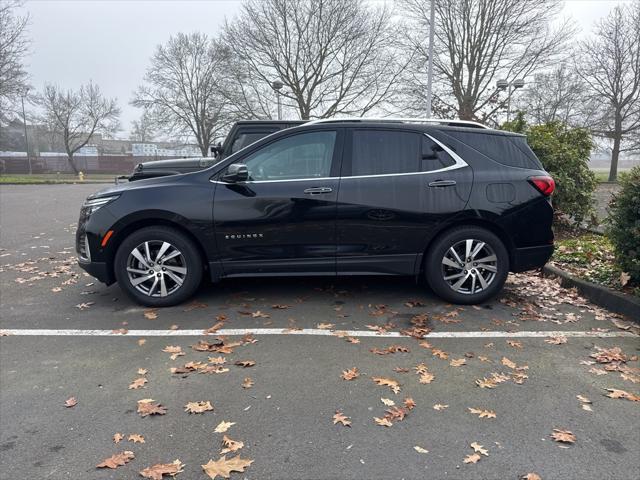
[211,133,467,184]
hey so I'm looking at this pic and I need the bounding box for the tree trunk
[67,153,79,174]
[609,135,620,182]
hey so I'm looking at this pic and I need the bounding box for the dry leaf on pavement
[471,442,489,456]
[372,377,401,394]
[404,397,416,410]
[468,407,496,419]
[414,446,429,454]
[96,451,134,469]
[242,377,254,389]
[202,455,253,479]
[381,398,395,406]
[214,421,235,433]
[341,367,360,380]
[137,399,167,417]
[64,396,77,408]
[129,377,148,390]
[234,360,256,368]
[463,453,481,464]
[162,345,184,360]
[450,358,466,367]
[220,435,244,454]
[374,416,393,427]
[605,389,640,401]
[113,433,124,444]
[507,340,523,348]
[333,411,351,427]
[140,459,184,479]
[143,309,158,320]
[433,404,449,411]
[501,357,517,369]
[128,434,145,443]
[545,336,568,345]
[551,428,576,443]
[475,377,497,389]
[317,323,334,329]
[521,473,542,480]
[138,368,148,375]
[185,401,214,414]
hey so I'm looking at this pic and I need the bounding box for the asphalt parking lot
[1,184,639,480]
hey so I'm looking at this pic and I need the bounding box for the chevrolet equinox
[77,119,555,307]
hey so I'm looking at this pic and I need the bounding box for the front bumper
[511,244,554,272]
[78,259,114,285]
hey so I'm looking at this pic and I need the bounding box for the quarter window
[241,131,336,181]
[421,136,456,171]
[351,130,420,176]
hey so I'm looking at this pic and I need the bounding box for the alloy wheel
[126,240,187,297]
[441,238,498,295]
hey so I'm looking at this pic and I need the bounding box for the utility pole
[21,87,32,175]
[425,0,435,117]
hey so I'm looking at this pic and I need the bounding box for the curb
[542,264,640,321]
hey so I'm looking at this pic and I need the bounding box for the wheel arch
[417,218,515,277]
[105,216,210,281]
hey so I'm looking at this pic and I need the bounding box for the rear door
[335,127,473,275]
[213,128,344,276]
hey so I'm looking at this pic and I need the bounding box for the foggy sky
[19,0,632,136]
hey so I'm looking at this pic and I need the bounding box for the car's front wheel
[425,226,509,305]
[114,226,203,307]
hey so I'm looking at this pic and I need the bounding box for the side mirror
[222,163,249,183]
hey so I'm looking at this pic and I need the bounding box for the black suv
[128,120,305,181]
[77,119,554,307]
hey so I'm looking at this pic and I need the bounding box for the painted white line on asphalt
[0,328,636,338]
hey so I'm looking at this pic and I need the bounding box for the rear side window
[351,130,420,175]
[448,131,543,169]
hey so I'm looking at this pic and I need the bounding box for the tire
[425,226,509,305]
[114,226,203,307]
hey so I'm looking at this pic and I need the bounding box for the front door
[336,127,473,275]
[213,129,343,276]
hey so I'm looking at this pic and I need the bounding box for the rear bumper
[78,259,114,285]
[511,244,554,273]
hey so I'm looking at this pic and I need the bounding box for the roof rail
[304,117,489,129]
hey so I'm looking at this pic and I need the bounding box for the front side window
[351,130,420,176]
[241,131,336,181]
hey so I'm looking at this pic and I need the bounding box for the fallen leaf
[551,428,576,443]
[251,310,270,318]
[220,435,244,454]
[202,455,253,479]
[185,401,214,414]
[372,377,401,394]
[76,302,94,310]
[162,345,184,360]
[413,446,429,454]
[138,368,148,375]
[468,407,496,419]
[97,451,134,469]
[475,377,497,389]
[317,323,334,329]
[129,377,148,390]
[605,388,640,401]
[209,356,226,365]
[545,336,567,345]
[419,372,435,384]
[341,367,360,381]
[403,397,416,410]
[381,398,395,406]
[576,395,591,404]
[234,360,256,368]
[501,357,517,369]
[384,406,408,422]
[137,399,167,417]
[374,416,393,427]
[620,271,631,286]
[113,433,124,444]
[128,434,145,443]
[144,309,158,320]
[463,453,481,464]
[433,404,449,411]
[507,340,523,348]
[521,474,542,480]
[242,377,254,389]
[450,358,466,367]
[271,304,290,309]
[140,459,184,479]
[333,411,351,427]
[431,348,449,360]
[214,421,235,433]
[471,442,489,456]
[138,339,147,346]
[64,396,77,408]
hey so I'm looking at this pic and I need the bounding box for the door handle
[304,187,333,194]
[428,180,457,187]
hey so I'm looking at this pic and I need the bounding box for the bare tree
[577,2,640,181]
[130,110,156,142]
[517,64,599,127]
[400,0,574,122]
[0,0,29,121]
[222,0,409,120]
[37,82,120,173]
[132,32,230,157]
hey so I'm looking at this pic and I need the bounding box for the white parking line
[0,328,636,338]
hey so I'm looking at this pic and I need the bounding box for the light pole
[271,80,283,120]
[21,87,32,175]
[425,0,435,117]
[496,78,525,122]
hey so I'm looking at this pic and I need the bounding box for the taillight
[528,175,555,196]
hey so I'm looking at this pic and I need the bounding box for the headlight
[83,195,120,214]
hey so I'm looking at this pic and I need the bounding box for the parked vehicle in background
[78,118,555,307]
[127,120,305,181]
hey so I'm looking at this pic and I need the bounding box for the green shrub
[606,166,640,284]
[502,114,597,225]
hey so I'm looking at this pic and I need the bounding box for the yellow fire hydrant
[78,171,85,182]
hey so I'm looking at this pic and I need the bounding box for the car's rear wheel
[425,226,509,305]
[114,226,203,307]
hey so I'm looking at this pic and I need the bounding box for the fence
[0,155,188,175]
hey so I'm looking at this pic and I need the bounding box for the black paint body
[77,122,554,286]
